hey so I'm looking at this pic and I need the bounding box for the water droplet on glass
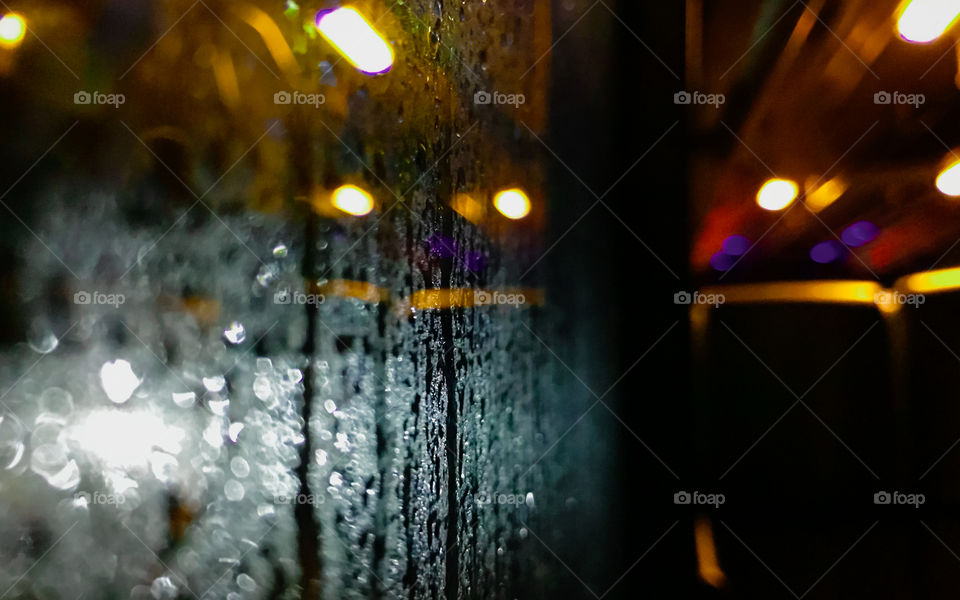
[206,394,230,416]
[100,359,140,404]
[253,377,272,401]
[37,387,73,425]
[224,479,245,501]
[172,391,196,408]
[203,375,226,392]
[223,321,246,344]
[236,573,257,592]
[230,456,250,478]
[150,452,179,483]
[27,320,58,354]
[150,576,178,600]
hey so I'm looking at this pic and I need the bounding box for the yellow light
[756,179,799,211]
[0,14,26,48]
[805,176,848,212]
[937,158,960,196]
[451,193,484,224]
[493,189,531,220]
[897,0,960,43]
[332,185,374,216]
[701,281,882,306]
[900,267,960,293]
[316,7,393,74]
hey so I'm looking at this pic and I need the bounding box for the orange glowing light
[897,0,960,43]
[694,517,727,589]
[701,281,882,306]
[331,185,374,216]
[805,176,848,212]
[0,14,26,48]
[756,179,798,211]
[493,189,531,220]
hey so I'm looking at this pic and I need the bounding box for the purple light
[810,241,844,264]
[427,234,457,258]
[463,250,487,272]
[710,251,736,271]
[722,235,750,256]
[841,221,879,248]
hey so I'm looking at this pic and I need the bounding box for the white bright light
[937,158,960,196]
[756,179,799,211]
[316,7,394,74]
[332,185,374,216]
[69,409,184,470]
[100,359,140,403]
[493,189,531,220]
[898,0,960,43]
[0,14,26,48]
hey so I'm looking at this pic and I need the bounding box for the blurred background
[6,0,960,598]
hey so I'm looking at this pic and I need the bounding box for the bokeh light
[841,221,879,247]
[494,189,531,220]
[316,7,394,74]
[897,0,960,43]
[721,235,750,256]
[937,158,960,196]
[810,240,844,264]
[805,176,848,212]
[710,251,736,271]
[332,185,374,216]
[0,14,26,48]
[756,178,799,211]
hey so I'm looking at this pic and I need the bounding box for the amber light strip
[310,279,389,304]
[700,281,882,305]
